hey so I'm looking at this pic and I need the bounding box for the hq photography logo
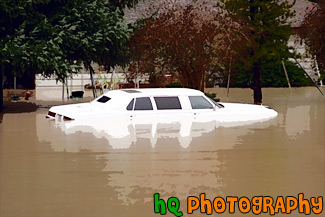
[153,193,323,216]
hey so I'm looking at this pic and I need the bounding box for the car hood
[49,103,95,119]
[216,102,278,122]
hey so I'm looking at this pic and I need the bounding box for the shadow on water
[1,98,37,111]
[0,101,38,124]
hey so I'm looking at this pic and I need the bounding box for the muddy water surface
[0,87,324,217]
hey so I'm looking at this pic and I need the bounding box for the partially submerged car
[46,88,277,122]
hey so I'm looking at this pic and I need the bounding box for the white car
[46,88,277,122]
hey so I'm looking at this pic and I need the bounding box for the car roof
[103,88,204,98]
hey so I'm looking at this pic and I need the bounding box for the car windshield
[207,97,224,108]
[189,96,214,109]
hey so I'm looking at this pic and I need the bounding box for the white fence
[35,73,127,88]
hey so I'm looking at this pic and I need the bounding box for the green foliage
[230,60,312,87]
[261,61,312,87]
[165,81,182,88]
[222,0,295,63]
[0,0,138,82]
[221,0,296,103]
[204,92,220,102]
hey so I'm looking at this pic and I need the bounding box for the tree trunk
[253,63,262,104]
[87,62,97,98]
[248,0,262,104]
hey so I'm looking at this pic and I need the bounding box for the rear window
[189,96,213,109]
[154,97,182,110]
[97,96,111,103]
[134,97,153,110]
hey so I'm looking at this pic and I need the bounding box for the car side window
[154,97,182,110]
[134,97,153,110]
[189,96,213,109]
[126,98,134,111]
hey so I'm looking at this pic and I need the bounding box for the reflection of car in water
[46,88,278,149]
[47,88,277,122]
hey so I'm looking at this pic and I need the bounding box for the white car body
[47,88,278,123]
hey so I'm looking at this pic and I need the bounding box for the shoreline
[1,86,324,114]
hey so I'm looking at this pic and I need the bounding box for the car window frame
[154,96,182,110]
[126,98,135,111]
[134,97,154,111]
[188,95,214,110]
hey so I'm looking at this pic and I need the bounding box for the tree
[296,0,325,81]
[221,0,295,104]
[0,0,139,110]
[128,1,247,91]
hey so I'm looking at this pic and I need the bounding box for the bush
[165,81,182,88]
[261,60,313,87]
[205,92,220,102]
[228,60,313,87]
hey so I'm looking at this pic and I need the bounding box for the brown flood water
[0,87,324,217]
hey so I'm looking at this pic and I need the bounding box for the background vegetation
[0,0,138,110]
[229,60,312,87]
[1,0,323,110]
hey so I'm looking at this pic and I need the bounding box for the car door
[126,97,156,123]
[153,96,191,120]
[126,97,157,141]
[188,96,216,121]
